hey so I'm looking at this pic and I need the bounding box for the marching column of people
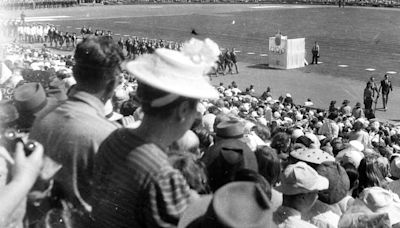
[0,0,78,10]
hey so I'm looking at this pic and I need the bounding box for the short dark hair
[255,146,281,186]
[73,36,124,91]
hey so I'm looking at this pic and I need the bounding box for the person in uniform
[223,49,232,74]
[20,11,26,24]
[64,32,71,49]
[229,48,239,74]
[363,81,374,118]
[368,76,379,97]
[378,74,393,111]
[311,41,320,64]
[71,32,77,47]
[117,37,124,50]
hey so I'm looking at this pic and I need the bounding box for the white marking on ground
[26,16,70,19]
[123,34,130,37]
[25,16,71,22]
[260,54,268,57]
[247,52,255,55]
[235,50,241,53]
[338,64,348,67]
[115,33,120,36]
[250,5,317,9]
[318,61,323,64]
[149,6,162,8]
[365,68,376,71]
[386,71,397,74]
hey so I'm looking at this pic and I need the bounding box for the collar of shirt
[69,91,105,117]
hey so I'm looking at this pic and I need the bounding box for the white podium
[268,35,305,69]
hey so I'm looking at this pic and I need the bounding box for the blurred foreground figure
[29,36,124,227]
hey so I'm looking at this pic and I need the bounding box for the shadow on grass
[246,64,283,70]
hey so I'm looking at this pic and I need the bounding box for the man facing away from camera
[29,36,124,227]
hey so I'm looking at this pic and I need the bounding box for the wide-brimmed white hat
[126,38,219,100]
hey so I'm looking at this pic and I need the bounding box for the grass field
[7,4,400,86]
[2,4,400,120]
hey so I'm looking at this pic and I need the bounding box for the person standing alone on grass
[378,74,393,111]
[311,41,320,64]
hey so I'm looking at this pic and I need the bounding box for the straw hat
[183,182,275,228]
[126,38,219,100]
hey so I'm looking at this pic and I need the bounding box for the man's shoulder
[32,102,117,140]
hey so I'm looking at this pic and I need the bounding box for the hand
[12,142,44,187]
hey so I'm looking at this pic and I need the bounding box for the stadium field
[2,4,400,120]
[5,4,400,85]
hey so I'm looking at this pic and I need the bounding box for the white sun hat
[126,38,219,100]
[276,161,329,195]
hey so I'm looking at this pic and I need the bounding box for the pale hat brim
[275,174,329,195]
[178,195,212,228]
[126,48,219,100]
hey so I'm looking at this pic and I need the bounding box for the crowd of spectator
[2,35,400,228]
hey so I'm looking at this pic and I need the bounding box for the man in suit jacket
[311,41,320,64]
[379,74,393,111]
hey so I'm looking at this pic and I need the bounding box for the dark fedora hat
[215,119,245,139]
[14,82,47,114]
[13,82,60,130]
[202,139,258,192]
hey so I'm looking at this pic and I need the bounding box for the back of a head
[73,36,124,92]
[255,146,281,186]
[171,130,200,155]
[270,132,290,154]
[316,161,350,205]
[357,154,385,196]
[342,163,359,191]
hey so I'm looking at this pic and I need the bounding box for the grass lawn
[11,4,400,85]
[3,4,400,119]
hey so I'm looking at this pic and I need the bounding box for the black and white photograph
[1,0,400,227]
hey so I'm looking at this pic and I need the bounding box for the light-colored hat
[290,148,335,165]
[181,182,275,228]
[276,161,329,195]
[361,187,400,226]
[291,128,304,141]
[390,154,400,179]
[349,140,364,152]
[338,148,365,168]
[126,38,219,100]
